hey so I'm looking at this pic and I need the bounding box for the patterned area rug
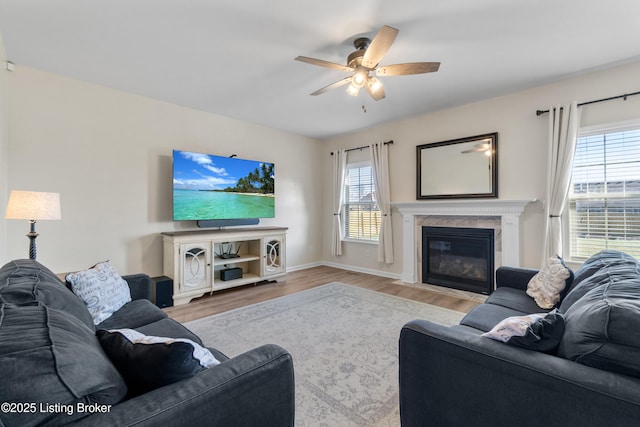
[185,282,465,426]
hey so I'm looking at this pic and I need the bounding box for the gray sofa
[399,250,640,427]
[0,259,294,427]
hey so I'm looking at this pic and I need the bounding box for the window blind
[344,163,381,241]
[568,127,640,259]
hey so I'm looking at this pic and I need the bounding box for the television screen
[173,150,275,221]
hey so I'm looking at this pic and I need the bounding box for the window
[343,162,381,241]
[567,121,640,260]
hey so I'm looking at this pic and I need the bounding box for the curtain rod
[535,90,640,116]
[330,140,393,155]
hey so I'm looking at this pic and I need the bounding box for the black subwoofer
[151,276,173,308]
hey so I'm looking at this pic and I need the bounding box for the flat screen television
[172,149,275,221]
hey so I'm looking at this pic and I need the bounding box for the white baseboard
[315,261,402,280]
[287,262,323,272]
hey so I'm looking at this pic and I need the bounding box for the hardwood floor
[163,265,482,323]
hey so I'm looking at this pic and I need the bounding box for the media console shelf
[162,227,287,306]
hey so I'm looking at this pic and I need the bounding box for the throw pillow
[526,256,573,309]
[66,261,132,325]
[97,328,220,395]
[482,310,565,352]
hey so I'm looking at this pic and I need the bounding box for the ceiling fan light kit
[346,83,361,97]
[295,25,440,101]
[368,77,382,92]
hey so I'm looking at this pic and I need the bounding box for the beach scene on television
[173,150,275,220]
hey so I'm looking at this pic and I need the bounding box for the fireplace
[422,226,495,294]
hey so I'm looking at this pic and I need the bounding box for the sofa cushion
[96,298,167,330]
[0,259,94,329]
[460,303,532,332]
[0,303,127,426]
[66,261,132,325]
[558,259,640,377]
[97,329,220,395]
[482,310,565,352]
[560,250,638,312]
[485,287,552,314]
[526,256,573,309]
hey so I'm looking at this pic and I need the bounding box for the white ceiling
[1,0,639,140]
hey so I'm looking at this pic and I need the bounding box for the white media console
[162,227,287,306]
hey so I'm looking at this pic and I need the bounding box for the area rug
[185,282,465,426]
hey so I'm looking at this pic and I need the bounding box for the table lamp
[5,190,61,260]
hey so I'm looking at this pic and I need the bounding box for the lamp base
[27,221,39,260]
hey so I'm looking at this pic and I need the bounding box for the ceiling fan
[295,25,440,101]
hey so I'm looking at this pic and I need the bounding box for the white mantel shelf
[393,199,536,284]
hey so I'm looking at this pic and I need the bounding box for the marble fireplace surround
[393,200,535,284]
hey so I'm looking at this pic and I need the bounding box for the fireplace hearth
[422,226,495,294]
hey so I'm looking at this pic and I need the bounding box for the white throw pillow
[526,256,571,309]
[66,261,132,325]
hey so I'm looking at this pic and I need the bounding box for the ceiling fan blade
[365,81,385,101]
[361,25,399,69]
[310,76,352,96]
[295,56,354,72]
[376,62,440,76]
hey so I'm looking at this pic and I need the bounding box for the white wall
[5,66,323,275]
[0,33,8,263]
[322,60,640,276]
[4,58,640,279]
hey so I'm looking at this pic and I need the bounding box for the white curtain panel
[370,142,394,264]
[331,149,347,256]
[543,101,582,261]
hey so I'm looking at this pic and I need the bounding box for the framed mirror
[417,132,498,199]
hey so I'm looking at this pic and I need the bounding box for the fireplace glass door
[422,226,495,294]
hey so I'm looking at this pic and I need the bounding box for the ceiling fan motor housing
[347,49,365,68]
[348,37,371,68]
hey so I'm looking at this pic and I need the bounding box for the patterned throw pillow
[526,256,572,309]
[66,261,132,325]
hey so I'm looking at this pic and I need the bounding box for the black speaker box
[151,276,173,308]
[220,267,243,281]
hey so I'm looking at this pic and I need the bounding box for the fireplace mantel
[393,200,536,283]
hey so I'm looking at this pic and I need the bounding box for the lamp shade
[5,191,61,220]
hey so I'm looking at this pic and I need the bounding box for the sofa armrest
[399,319,640,427]
[122,273,152,301]
[495,266,538,291]
[74,344,294,427]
